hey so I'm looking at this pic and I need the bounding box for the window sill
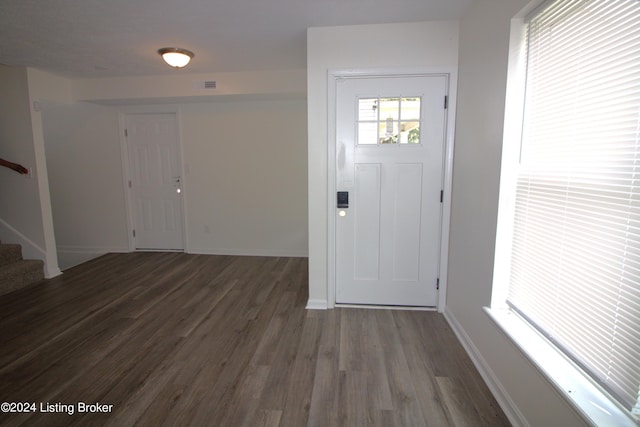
[484,307,639,427]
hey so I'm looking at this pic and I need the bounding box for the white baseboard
[306,298,328,310]
[57,245,128,270]
[443,308,529,427]
[44,265,62,278]
[187,247,308,258]
[56,246,308,271]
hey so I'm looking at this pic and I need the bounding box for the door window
[357,97,422,145]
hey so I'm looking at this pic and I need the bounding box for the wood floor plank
[146,257,284,426]
[375,310,428,426]
[253,292,307,412]
[391,311,455,426]
[216,363,272,427]
[362,311,394,412]
[0,252,177,366]
[0,253,510,427]
[276,311,322,427]
[254,409,282,427]
[436,376,487,427]
[307,309,341,427]
[189,277,287,425]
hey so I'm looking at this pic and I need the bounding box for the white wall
[72,69,306,104]
[181,99,308,256]
[0,65,45,251]
[445,0,588,425]
[0,65,60,277]
[42,102,129,269]
[306,21,459,305]
[37,69,308,266]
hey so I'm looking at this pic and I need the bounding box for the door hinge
[444,96,448,109]
[436,278,440,290]
[128,180,132,189]
[440,190,444,203]
[124,128,128,137]
[132,229,136,238]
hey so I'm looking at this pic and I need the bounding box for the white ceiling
[0,0,473,79]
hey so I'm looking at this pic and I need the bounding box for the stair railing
[0,158,28,174]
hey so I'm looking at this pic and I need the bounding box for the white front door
[335,75,448,307]
[125,113,185,251]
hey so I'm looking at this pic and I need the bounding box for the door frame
[326,67,457,311]
[118,105,187,252]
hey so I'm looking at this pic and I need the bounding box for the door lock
[337,191,349,208]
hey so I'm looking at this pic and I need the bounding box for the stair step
[0,243,23,268]
[0,259,45,296]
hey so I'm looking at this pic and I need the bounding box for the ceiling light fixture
[158,47,194,68]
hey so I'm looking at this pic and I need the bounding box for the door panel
[392,163,423,281]
[335,75,447,307]
[354,163,381,280]
[126,113,184,250]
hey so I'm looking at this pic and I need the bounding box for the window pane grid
[508,0,640,414]
[356,97,422,145]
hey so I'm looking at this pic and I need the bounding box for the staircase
[0,243,45,296]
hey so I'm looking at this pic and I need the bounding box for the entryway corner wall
[307,21,460,309]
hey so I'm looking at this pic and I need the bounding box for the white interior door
[335,75,447,307]
[126,113,184,250]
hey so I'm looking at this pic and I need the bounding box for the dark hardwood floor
[0,253,510,426]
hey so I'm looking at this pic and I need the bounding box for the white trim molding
[485,307,640,427]
[326,67,457,311]
[187,247,308,258]
[444,307,530,427]
[56,245,129,271]
[306,298,328,310]
[118,105,188,253]
[0,216,62,278]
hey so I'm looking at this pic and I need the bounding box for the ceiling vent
[193,80,217,90]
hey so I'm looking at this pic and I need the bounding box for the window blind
[507,0,640,415]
